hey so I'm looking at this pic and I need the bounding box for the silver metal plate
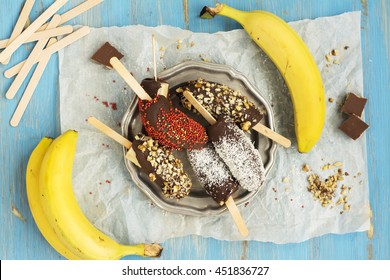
[121,61,277,216]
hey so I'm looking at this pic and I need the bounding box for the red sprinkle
[102,101,109,107]
[110,102,117,110]
[138,96,208,150]
[105,180,111,184]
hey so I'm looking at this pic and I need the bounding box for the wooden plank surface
[0,0,389,260]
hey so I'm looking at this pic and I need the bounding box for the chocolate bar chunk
[91,42,124,67]
[341,92,367,117]
[339,114,369,140]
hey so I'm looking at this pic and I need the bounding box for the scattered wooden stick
[10,18,63,127]
[184,90,291,148]
[6,15,67,100]
[39,0,103,31]
[0,26,76,49]
[152,34,157,81]
[0,0,102,50]
[5,26,91,79]
[0,0,68,63]
[182,90,248,237]
[2,0,35,65]
[86,117,141,167]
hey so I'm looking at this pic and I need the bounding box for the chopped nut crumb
[331,49,338,56]
[328,97,334,103]
[302,164,310,172]
[321,163,332,170]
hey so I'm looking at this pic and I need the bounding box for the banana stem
[119,243,163,259]
[200,4,248,26]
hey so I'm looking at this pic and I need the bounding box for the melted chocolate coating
[141,78,163,99]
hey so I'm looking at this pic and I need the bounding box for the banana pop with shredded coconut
[187,144,239,205]
[207,116,265,192]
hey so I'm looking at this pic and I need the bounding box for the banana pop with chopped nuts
[178,78,265,131]
[133,134,192,199]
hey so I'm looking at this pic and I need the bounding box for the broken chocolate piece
[91,42,124,67]
[339,114,369,140]
[341,92,367,117]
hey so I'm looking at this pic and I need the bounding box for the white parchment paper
[59,12,370,244]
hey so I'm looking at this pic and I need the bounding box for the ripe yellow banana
[201,4,326,153]
[39,130,162,259]
[26,137,81,260]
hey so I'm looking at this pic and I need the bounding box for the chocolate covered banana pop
[179,78,291,148]
[133,134,192,199]
[178,78,264,131]
[208,116,265,192]
[187,144,239,205]
[87,117,192,200]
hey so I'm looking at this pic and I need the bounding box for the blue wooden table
[1,0,389,260]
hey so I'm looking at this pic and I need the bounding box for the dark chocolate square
[341,92,367,117]
[339,114,369,140]
[91,42,124,67]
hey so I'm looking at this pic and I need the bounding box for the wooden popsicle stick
[225,197,249,237]
[10,30,61,127]
[152,34,157,82]
[183,90,248,236]
[5,26,90,78]
[184,90,291,148]
[0,0,68,63]
[252,122,291,148]
[86,117,141,167]
[0,0,102,50]
[0,26,76,49]
[39,0,103,30]
[109,57,152,100]
[2,0,35,65]
[6,15,64,100]
[183,90,216,125]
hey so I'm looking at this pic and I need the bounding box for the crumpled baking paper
[58,11,370,244]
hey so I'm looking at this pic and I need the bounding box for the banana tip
[200,6,216,19]
[145,243,163,258]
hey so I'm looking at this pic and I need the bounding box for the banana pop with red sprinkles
[138,79,208,150]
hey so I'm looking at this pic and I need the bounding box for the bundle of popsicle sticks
[0,0,103,127]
